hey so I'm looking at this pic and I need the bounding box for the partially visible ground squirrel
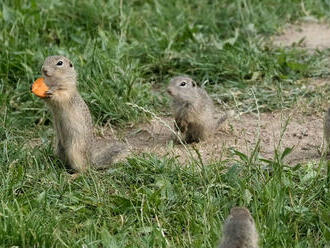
[167,76,229,143]
[40,55,127,172]
[219,207,259,248]
[324,107,330,153]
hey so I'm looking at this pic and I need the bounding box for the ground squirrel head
[42,55,77,87]
[226,207,256,232]
[167,76,199,103]
[229,207,254,222]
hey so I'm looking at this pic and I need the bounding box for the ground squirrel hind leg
[66,146,88,172]
[184,123,206,143]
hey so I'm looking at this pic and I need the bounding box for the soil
[272,21,330,50]
[27,109,325,166]
[120,110,324,165]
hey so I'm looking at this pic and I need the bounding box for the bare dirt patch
[272,22,330,50]
[121,110,324,165]
[26,110,324,165]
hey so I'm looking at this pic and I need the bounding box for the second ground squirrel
[40,55,127,172]
[219,207,259,248]
[167,76,229,143]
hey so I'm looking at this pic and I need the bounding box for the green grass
[0,145,328,247]
[1,0,329,247]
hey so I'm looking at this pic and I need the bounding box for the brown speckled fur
[219,207,259,248]
[41,55,127,172]
[167,76,227,143]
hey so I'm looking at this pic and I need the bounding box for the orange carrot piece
[32,78,49,98]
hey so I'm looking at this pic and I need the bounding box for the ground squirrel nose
[42,67,48,75]
[167,89,172,95]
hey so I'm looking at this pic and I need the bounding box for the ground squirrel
[324,107,330,153]
[219,207,259,248]
[40,55,127,172]
[167,76,228,143]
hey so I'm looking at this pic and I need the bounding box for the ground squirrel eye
[180,81,187,87]
[56,61,63,66]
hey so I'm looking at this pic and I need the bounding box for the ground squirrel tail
[91,140,128,169]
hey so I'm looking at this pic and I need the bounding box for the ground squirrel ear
[192,80,196,87]
[69,63,73,67]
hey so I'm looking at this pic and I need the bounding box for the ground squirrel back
[219,207,259,248]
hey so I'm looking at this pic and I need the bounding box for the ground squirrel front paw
[45,90,54,98]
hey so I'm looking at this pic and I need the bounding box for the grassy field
[1,0,330,247]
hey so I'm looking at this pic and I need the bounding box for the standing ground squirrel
[219,207,259,248]
[40,55,127,172]
[324,107,330,153]
[167,76,229,143]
